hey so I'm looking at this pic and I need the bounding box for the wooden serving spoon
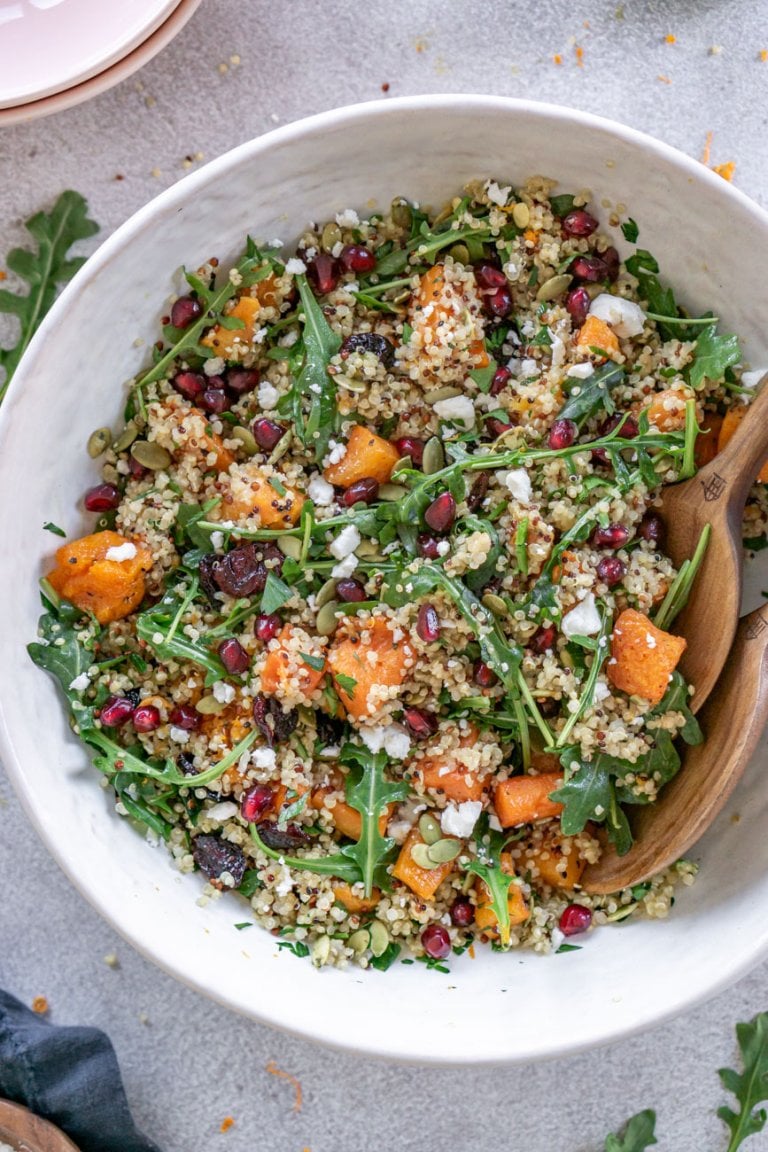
[659,376,768,713]
[582,604,768,893]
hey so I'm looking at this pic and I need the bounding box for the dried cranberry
[565,286,591,326]
[474,660,497,687]
[530,624,557,654]
[306,252,340,296]
[548,419,578,451]
[84,484,120,512]
[559,903,592,936]
[128,456,146,480]
[100,695,135,727]
[241,784,275,823]
[252,418,285,452]
[218,637,250,674]
[336,578,367,603]
[417,603,441,642]
[403,706,439,740]
[200,388,230,414]
[591,524,629,550]
[255,613,282,642]
[170,295,202,329]
[467,471,489,512]
[226,368,260,395]
[343,477,379,506]
[596,556,627,587]
[169,704,200,731]
[252,694,298,745]
[132,704,161,733]
[562,209,599,238]
[602,246,620,282]
[339,244,376,273]
[198,554,221,603]
[417,534,442,559]
[490,365,512,395]
[213,543,282,598]
[421,923,451,959]
[340,332,396,367]
[450,898,475,927]
[474,263,507,289]
[638,512,666,547]
[571,255,609,283]
[485,286,513,317]
[173,370,206,401]
[192,834,247,887]
[256,821,309,851]
[424,492,456,534]
[394,436,425,467]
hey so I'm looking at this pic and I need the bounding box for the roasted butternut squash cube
[576,314,620,358]
[606,608,686,706]
[392,827,455,901]
[523,835,586,890]
[327,616,411,720]
[202,295,262,359]
[474,853,529,934]
[644,387,694,432]
[333,883,381,913]
[493,774,564,829]
[260,625,326,698]
[322,424,400,489]
[47,531,152,624]
[419,724,489,801]
[216,463,304,528]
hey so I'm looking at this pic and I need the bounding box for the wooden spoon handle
[697,376,768,509]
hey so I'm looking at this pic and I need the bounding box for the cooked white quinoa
[31,177,763,971]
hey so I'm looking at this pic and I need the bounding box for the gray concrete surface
[2,1,768,1148]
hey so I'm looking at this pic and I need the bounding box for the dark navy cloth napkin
[0,989,161,1152]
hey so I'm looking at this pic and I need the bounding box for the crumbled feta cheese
[505,468,533,504]
[566,362,595,379]
[169,725,190,744]
[252,746,277,769]
[387,819,412,844]
[285,257,307,275]
[359,724,411,759]
[207,801,238,823]
[269,238,283,248]
[740,369,767,389]
[518,357,539,377]
[646,632,657,649]
[486,180,511,207]
[104,542,137,562]
[562,593,602,638]
[275,867,294,897]
[441,800,482,838]
[307,475,335,506]
[330,524,361,559]
[210,531,224,550]
[436,540,450,557]
[204,357,225,377]
[258,381,280,409]
[331,241,344,258]
[593,680,611,703]
[433,395,475,429]
[488,813,503,832]
[588,293,646,339]
[331,554,358,578]
[252,326,268,344]
[550,333,566,369]
[68,672,90,692]
[212,681,236,705]
[335,208,360,228]
[324,439,347,467]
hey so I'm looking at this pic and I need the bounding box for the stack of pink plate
[0,0,202,125]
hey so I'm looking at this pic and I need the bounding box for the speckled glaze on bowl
[2,96,768,1065]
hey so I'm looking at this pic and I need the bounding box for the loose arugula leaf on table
[291,273,342,461]
[549,193,576,218]
[0,190,99,398]
[620,218,639,244]
[604,1110,657,1152]
[718,1013,768,1152]
[689,324,742,390]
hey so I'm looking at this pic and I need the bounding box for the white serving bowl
[2,96,768,1064]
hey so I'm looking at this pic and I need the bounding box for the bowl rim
[4,94,768,1064]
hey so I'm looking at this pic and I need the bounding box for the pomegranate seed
[128,456,146,480]
[336,578,366,603]
[241,784,275,824]
[474,660,497,687]
[562,209,599,238]
[487,417,513,438]
[565,286,591,326]
[596,556,627,587]
[417,603,441,642]
[394,436,425,467]
[218,637,250,674]
[424,492,456,534]
[169,704,200,731]
[486,286,513,317]
[84,483,120,512]
[450,898,475,927]
[601,413,639,440]
[133,704,161,733]
[421,923,451,960]
[571,255,609,283]
[559,903,592,936]
[173,371,206,401]
[639,512,666,547]
[602,246,620,282]
[255,613,282,642]
[100,695,135,727]
[252,418,285,451]
[474,263,507,289]
[403,706,438,740]
[226,368,260,395]
[417,533,441,559]
[592,524,629,550]
[339,244,376,273]
[200,388,230,414]
[306,252,340,295]
[548,419,578,450]
[490,365,512,395]
[170,295,202,329]
[343,477,379,506]
[530,624,557,654]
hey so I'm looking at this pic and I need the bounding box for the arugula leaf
[651,671,702,745]
[135,580,226,679]
[625,250,659,276]
[718,1013,768,1152]
[334,672,358,695]
[689,324,742,390]
[238,870,262,897]
[338,743,409,895]
[0,190,99,398]
[28,606,98,699]
[260,570,292,615]
[469,359,498,393]
[604,1110,657,1152]
[375,222,492,277]
[43,521,66,537]
[300,652,326,672]
[621,218,639,243]
[550,194,576,218]
[556,364,625,427]
[369,942,402,971]
[293,273,342,461]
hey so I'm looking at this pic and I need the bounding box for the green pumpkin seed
[427,838,462,864]
[422,436,446,475]
[348,929,371,955]
[337,375,367,394]
[536,273,573,303]
[368,920,390,958]
[379,483,408,501]
[310,934,331,968]
[316,599,342,637]
[424,386,462,404]
[268,429,293,464]
[322,221,342,251]
[391,455,412,476]
[482,592,509,618]
[418,812,442,846]
[195,694,226,715]
[87,427,112,458]
[356,539,382,559]
[130,440,172,471]
[231,426,259,456]
[512,201,530,229]
[391,199,412,229]
[113,420,139,453]
[393,288,411,305]
[315,578,338,609]
[448,242,470,265]
[276,534,302,560]
[410,842,438,870]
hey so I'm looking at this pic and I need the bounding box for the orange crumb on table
[702,130,713,164]
[468,943,476,959]
[266,1061,303,1112]
[657,75,672,84]
[0,270,5,281]
[713,160,736,182]
[31,996,49,1014]
[760,49,768,62]
[664,33,676,44]
[220,1117,234,1133]
[553,53,563,65]
[575,44,584,66]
